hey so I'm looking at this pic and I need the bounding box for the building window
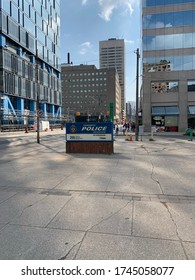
[152,106,179,116]
[2,0,11,15]
[187,81,195,92]
[143,33,195,51]
[143,11,195,30]
[188,106,195,114]
[11,2,19,22]
[151,81,178,93]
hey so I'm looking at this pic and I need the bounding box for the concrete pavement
[0,130,195,259]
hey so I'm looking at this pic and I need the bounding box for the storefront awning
[152,106,179,116]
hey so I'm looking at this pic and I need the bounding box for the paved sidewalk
[0,131,195,259]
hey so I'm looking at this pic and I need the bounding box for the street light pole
[36,95,40,144]
[35,50,40,144]
[135,48,140,141]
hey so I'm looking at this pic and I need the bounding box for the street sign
[37,110,43,117]
[66,122,113,142]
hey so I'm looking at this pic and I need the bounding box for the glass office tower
[0,0,61,126]
[142,0,195,132]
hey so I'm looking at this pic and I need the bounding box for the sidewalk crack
[45,196,73,228]
[88,201,131,232]
[58,239,83,260]
[61,201,131,260]
[162,202,189,260]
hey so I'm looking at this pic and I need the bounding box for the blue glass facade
[142,0,195,132]
[143,1,195,72]
[143,0,193,6]
[143,11,195,29]
[0,0,61,125]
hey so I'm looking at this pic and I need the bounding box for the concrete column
[57,106,62,117]
[17,98,24,124]
[50,104,55,116]
[142,76,152,132]
[178,75,188,132]
[2,97,8,124]
[50,104,55,124]
[42,103,47,118]
[3,97,8,115]
[30,100,36,112]
[29,100,36,124]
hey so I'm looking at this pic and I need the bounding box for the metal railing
[0,113,65,132]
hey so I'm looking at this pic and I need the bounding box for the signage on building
[66,122,113,142]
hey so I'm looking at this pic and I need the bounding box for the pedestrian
[122,124,126,135]
[116,124,119,135]
[131,123,135,132]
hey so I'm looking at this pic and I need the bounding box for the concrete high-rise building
[0,0,61,126]
[99,38,125,114]
[142,0,195,132]
[61,64,121,122]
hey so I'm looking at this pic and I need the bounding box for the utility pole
[135,48,140,141]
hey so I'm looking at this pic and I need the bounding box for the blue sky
[60,0,141,102]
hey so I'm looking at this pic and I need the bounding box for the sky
[60,0,141,102]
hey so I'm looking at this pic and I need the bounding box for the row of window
[150,80,195,93]
[143,10,195,29]
[1,0,60,69]
[3,50,60,91]
[63,95,106,99]
[63,89,108,94]
[63,78,107,82]
[1,11,60,69]
[63,83,107,88]
[62,72,107,77]
[11,0,60,11]
[63,101,107,107]
[143,55,195,72]
[143,0,193,7]
[151,81,178,93]
[143,33,195,51]
[2,0,60,39]
[3,71,60,105]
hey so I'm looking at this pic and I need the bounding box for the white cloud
[98,0,139,21]
[80,0,139,21]
[79,41,92,55]
[125,39,134,44]
[81,0,88,5]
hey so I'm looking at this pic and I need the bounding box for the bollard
[51,126,53,131]
[130,134,133,141]
[190,129,193,141]
[25,127,28,133]
[150,126,155,141]
[61,125,63,130]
